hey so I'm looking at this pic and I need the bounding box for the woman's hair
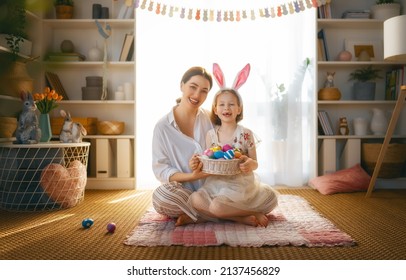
[176,66,213,104]
[210,89,243,125]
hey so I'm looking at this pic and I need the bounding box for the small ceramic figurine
[324,71,335,88]
[339,117,350,135]
[14,92,41,144]
[59,110,87,143]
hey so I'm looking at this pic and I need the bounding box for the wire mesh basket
[0,142,90,211]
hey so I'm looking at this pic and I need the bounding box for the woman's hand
[189,154,201,171]
[239,155,258,173]
[189,154,210,180]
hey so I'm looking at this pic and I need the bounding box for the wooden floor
[1,188,406,260]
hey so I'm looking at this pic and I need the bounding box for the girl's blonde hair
[210,89,243,125]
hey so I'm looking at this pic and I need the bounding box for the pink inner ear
[233,64,251,90]
[213,63,225,88]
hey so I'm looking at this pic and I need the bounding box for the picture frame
[344,39,383,61]
[45,72,69,100]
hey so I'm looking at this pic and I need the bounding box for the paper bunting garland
[135,0,330,22]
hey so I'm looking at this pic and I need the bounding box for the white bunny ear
[232,63,251,90]
[213,63,225,88]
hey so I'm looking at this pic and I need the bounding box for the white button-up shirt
[152,106,213,191]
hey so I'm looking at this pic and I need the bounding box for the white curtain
[135,0,316,188]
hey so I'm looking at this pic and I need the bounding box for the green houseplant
[349,65,382,100]
[54,0,74,19]
[371,0,400,20]
[0,0,28,61]
[0,0,34,98]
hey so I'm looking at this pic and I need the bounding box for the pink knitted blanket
[124,195,355,247]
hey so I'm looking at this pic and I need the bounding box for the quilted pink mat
[124,195,355,247]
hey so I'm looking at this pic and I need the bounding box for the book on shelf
[317,29,329,61]
[47,52,86,61]
[45,72,69,100]
[118,1,134,19]
[385,66,406,100]
[318,110,334,136]
[342,10,370,19]
[119,33,134,62]
[318,2,332,19]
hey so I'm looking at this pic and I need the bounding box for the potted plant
[0,0,28,60]
[0,0,34,98]
[371,1,401,20]
[349,65,382,100]
[54,0,74,19]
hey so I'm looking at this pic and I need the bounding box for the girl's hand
[239,155,258,173]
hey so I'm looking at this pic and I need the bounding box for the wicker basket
[97,121,125,135]
[0,117,17,138]
[51,117,98,135]
[361,143,406,178]
[199,156,241,175]
[318,88,341,100]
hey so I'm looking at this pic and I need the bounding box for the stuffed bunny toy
[59,110,87,143]
[14,91,41,144]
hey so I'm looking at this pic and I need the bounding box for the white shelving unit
[316,0,406,188]
[0,0,136,189]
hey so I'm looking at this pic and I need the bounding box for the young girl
[188,63,278,227]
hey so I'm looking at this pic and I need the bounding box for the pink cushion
[309,164,371,195]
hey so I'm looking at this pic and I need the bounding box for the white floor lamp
[366,15,406,197]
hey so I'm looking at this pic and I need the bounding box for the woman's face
[214,91,241,124]
[180,75,210,108]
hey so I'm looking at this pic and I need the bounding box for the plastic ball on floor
[107,222,116,233]
[82,218,94,229]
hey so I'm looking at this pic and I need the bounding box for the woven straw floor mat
[1,188,406,260]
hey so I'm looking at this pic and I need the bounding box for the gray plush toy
[14,92,41,144]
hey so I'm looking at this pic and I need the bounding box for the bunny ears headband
[212,63,251,101]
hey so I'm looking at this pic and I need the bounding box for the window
[136,1,316,188]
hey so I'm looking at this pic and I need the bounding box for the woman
[151,66,213,226]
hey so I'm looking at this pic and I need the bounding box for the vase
[39,113,52,142]
[353,117,368,136]
[353,82,375,100]
[0,61,34,98]
[55,5,74,19]
[370,108,388,135]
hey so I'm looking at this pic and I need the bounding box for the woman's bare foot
[175,214,206,226]
[175,214,195,226]
[254,213,269,227]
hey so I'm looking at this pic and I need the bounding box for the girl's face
[214,91,241,124]
[180,75,210,108]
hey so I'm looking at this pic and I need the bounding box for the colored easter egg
[224,149,235,159]
[82,218,94,229]
[211,146,222,152]
[107,222,116,233]
[203,149,214,158]
[222,144,233,152]
[234,150,242,158]
[214,150,225,159]
[201,155,209,159]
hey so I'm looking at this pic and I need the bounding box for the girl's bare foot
[232,215,259,227]
[229,214,269,227]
